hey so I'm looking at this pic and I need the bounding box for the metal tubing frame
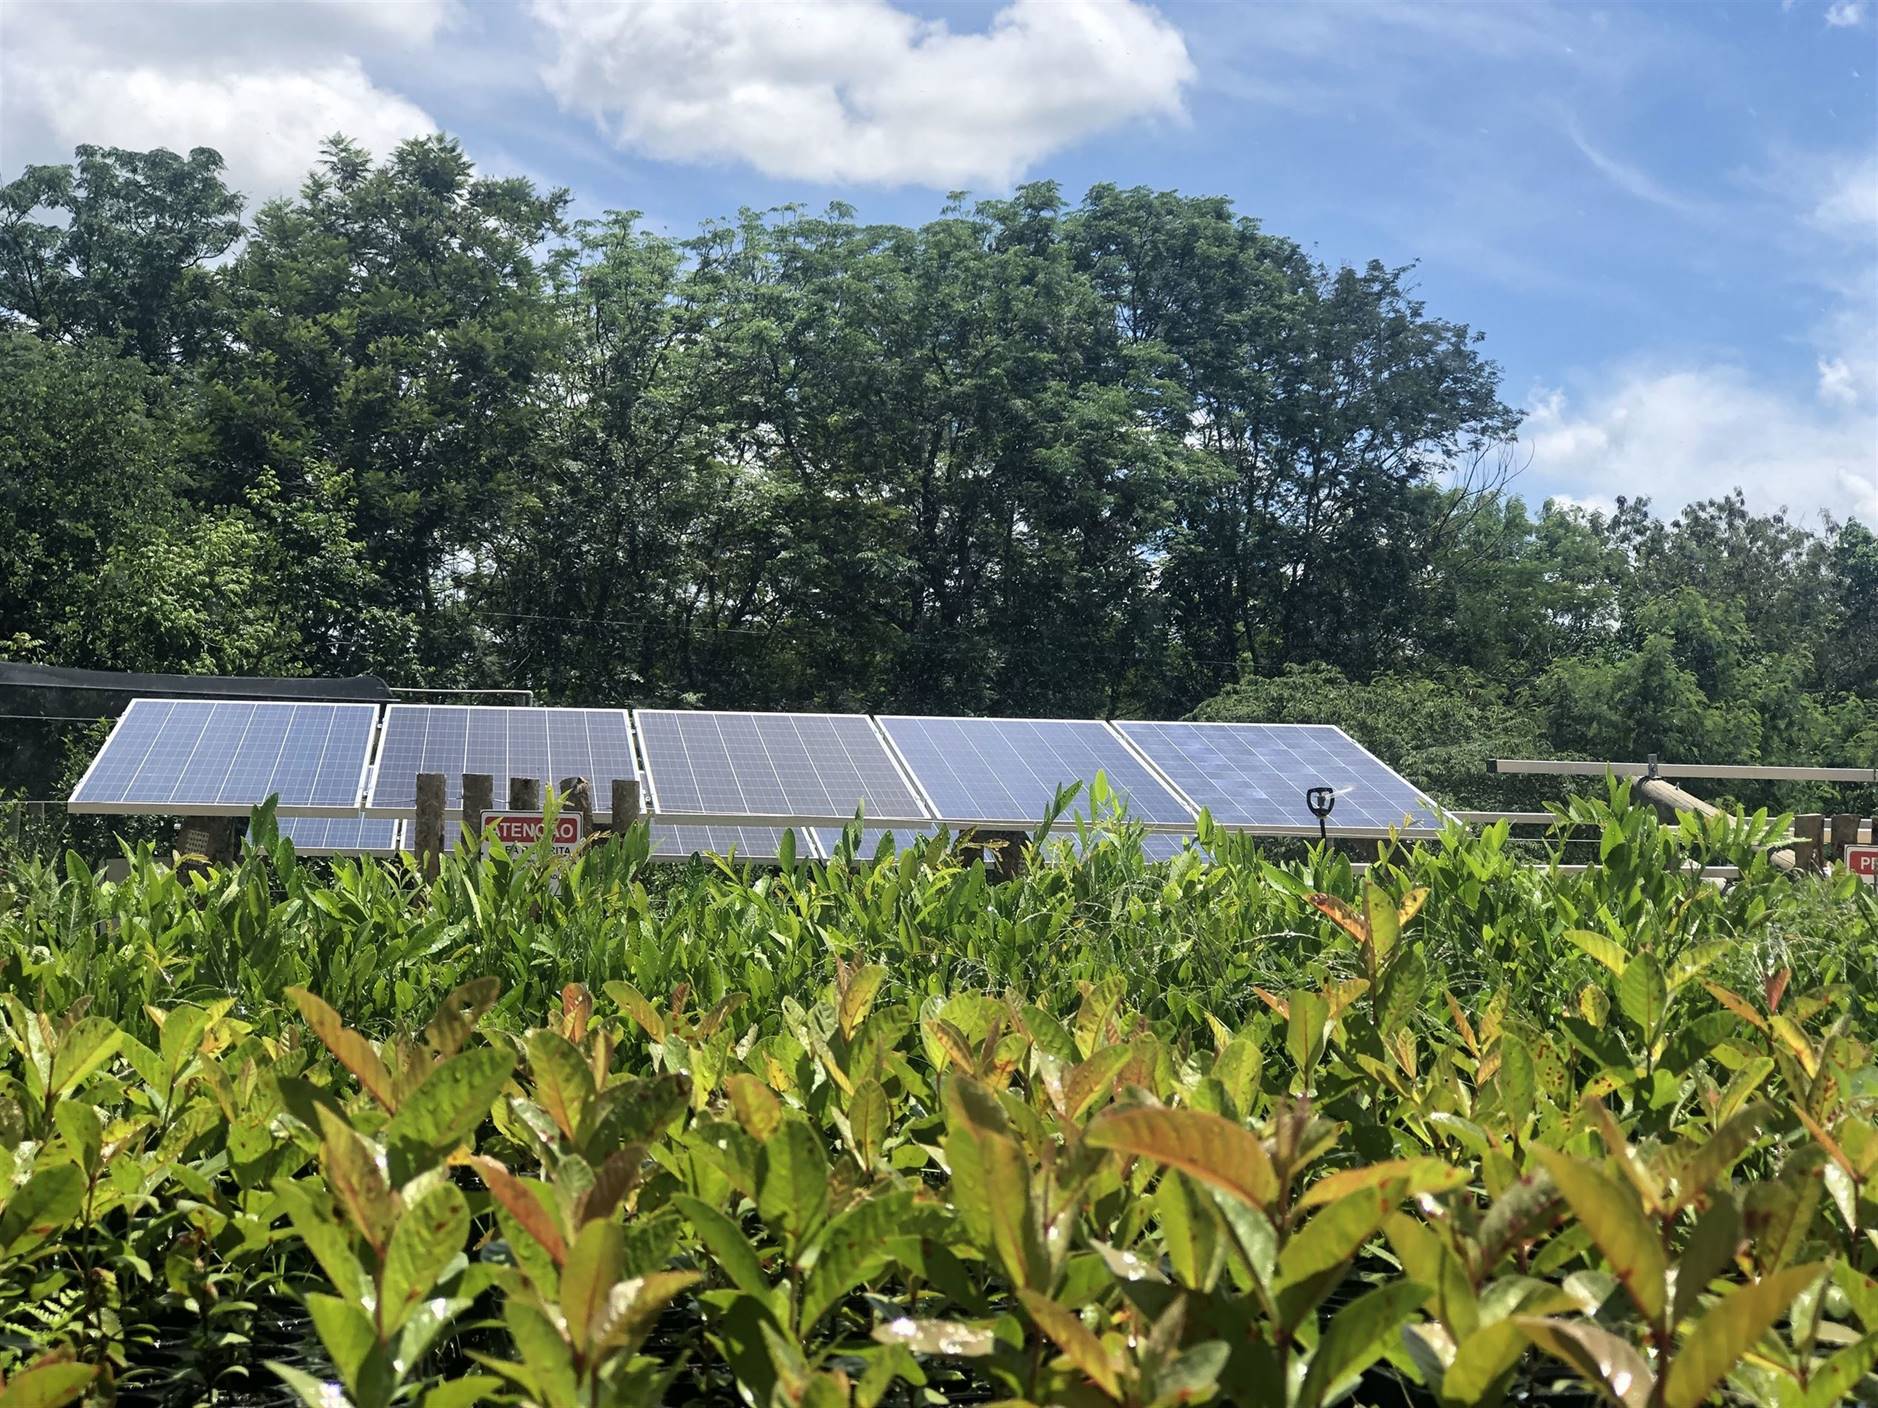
[1491,759,1878,784]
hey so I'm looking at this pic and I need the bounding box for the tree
[0,145,241,364]
[207,135,569,676]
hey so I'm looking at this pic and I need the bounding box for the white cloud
[1523,370,1877,525]
[1825,0,1868,27]
[0,1,442,203]
[531,0,1195,188]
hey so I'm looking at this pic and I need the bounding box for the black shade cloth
[0,663,393,717]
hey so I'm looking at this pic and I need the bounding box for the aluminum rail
[1490,759,1878,784]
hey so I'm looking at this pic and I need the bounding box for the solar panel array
[1116,721,1443,834]
[367,706,635,816]
[70,699,375,815]
[635,711,927,822]
[876,717,1191,826]
[71,697,1447,858]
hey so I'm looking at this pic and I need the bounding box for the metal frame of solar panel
[364,705,636,818]
[68,698,377,816]
[874,716,1196,830]
[260,815,401,855]
[1113,720,1445,836]
[633,710,930,828]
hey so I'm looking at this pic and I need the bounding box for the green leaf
[1671,1196,1743,1328]
[384,1047,515,1159]
[288,986,396,1110]
[156,1003,213,1076]
[1017,1289,1122,1400]
[471,1156,567,1267]
[274,1180,372,1305]
[1531,1147,1667,1327]
[1065,1046,1132,1122]
[757,1116,829,1251]
[1440,1321,1530,1407]
[848,1077,887,1169]
[1671,1105,1768,1211]
[561,1219,623,1354]
[1275,1186,1399,1327]
[800,1191,912,1335]
[839,964,888,1040]
[420,1377,504,1408]
[1498,1038,1536,1129]
[528,1031,594,1140]
[1516,1317,1652,1408]
[1299,1279,1427,1408]
[1806,1329,1878,1408]
[1363,882,1400,966]
[589,1269,700,1359]
[675,1194,772,1304]
[1086,1105,1277,1210]
[603,981,666,1041]
[379,1182,470,1335]
[0,1357,95,1408]
[1298,1158,1466,1211]
[1661,1263,1825,1408]
[305,1293,378,1395]
[948,1123,1047,1292]
[315,1106,394,1254]
[725,1074,782,1141]
[48,1017,122,1097]
[1616,955,1667,1043]
[1157,1172,1219,1291]
[266,1361,350,1408]
[1562,930,1631,977]
[0,1164,84,1257]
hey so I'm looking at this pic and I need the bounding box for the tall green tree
[207,135,569,675]
[0,145,241,364]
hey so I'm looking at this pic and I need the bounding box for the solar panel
[365,706,635,817]
[261,815,401,855]
[1114,721,1444,835]
[69,699,376,816]
[876,717,1194,828]
[634,711,928,824]
[651,825,819,863]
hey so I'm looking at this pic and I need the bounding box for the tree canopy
[1,136,1870,811]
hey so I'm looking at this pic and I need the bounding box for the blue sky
[4,0,1874,523]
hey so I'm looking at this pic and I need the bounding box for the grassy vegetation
[0,790,1874,1406]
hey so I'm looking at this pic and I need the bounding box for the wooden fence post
[1831,812,1861,862]
[462,773,493,850]
[609,778,641,834]
[415,773,446,879]
[510,777,541,811]
[1793,813,1825,873]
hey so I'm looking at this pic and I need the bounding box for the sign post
[1846,845,1877,885]
[484,811,584,857]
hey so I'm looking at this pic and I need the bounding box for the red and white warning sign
[1847,845,1877,884]
[485,812,584,855]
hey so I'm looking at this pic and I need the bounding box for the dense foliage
[2,138,1872,814]
[0,799,1874,1405]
